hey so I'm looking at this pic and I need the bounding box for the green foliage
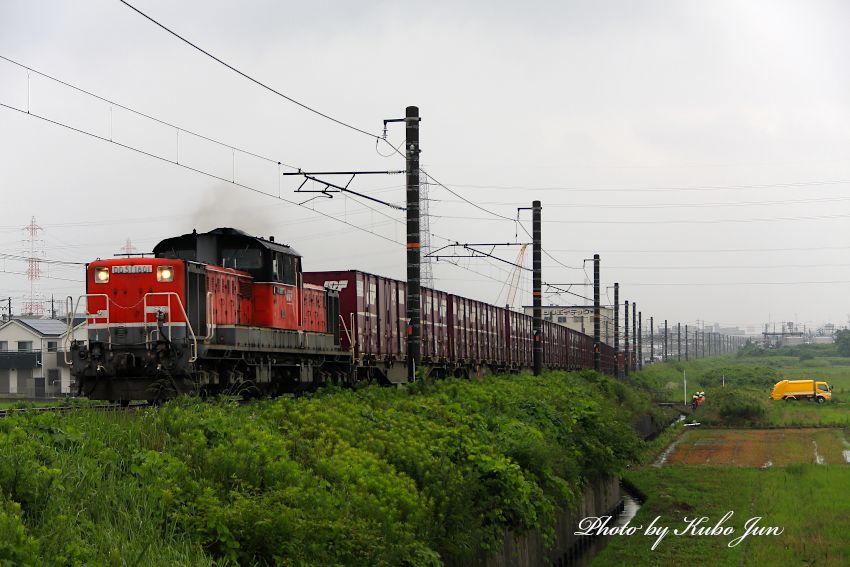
[700,387,769,426]
[0,497,39,566]
[629,356,780,402]
[0,371,652,565]
[835,330,850,357]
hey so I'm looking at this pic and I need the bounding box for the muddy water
[652,414,687,467]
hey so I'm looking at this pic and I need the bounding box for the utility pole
[632,303,637,373]
[624,300,630,377]
[593,254,600,372]
[650,316,654,365]
[664,320,668,362]
[405,106,420,381]
[677,322,681,361]
[532,200,542,376]
[638,311,643,370]
[614,283,620,377]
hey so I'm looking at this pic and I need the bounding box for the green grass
[0,370,664,566]
[592,465,850,566]
[628,352,850,427]
[590,350,850,565]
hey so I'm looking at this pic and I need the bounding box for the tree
[835,330,850,357]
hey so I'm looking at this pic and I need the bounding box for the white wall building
[0,318,86,398]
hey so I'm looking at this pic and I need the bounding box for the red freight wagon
[543,320,568,369]
[447,295,462,362]
[303,270,407,383]
[468,298,483,363]
[489,305,509,366]
[422,287,450,363]
[600,342,616,374]
[479,303,500,364]
[573,329,594,370]
[449,295,479,364]
[505,310,532,368]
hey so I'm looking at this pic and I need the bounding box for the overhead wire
[431,212,850,225]
[117,0,382,141]
[441,179,850,193]
[427,194,850,209]
[0,54,298,171]
[0,102,403,247]
[108,7,596,289]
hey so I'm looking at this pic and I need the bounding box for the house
[0,318,86,399]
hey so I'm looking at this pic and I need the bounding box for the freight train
[67,227,617,402]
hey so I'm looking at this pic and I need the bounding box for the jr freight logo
[323,280,349,290]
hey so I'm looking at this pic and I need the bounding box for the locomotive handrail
[338,314,353,353]
[64,293,111,364]
[350,312,357,356]
[203,291,214,343]
[143,292,198,363]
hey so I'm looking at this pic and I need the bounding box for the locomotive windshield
[221,247,263,269]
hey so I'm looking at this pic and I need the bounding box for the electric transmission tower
[22,216,45,316]
[120,238,138,255]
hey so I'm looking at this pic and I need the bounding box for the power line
[421,170,515,222]
[546,245,850,254]
[432,212,850,225]
[428,194,850,210]
[0,252,84,266]
[0,268,82,283]
[621,280,850,287]
[0,54,298,171]
[583,263,850,270]
[0,102,404,247]
[118,0,382,141]
[441,179,850,193]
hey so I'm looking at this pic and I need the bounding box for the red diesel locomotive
[69,228,615,402]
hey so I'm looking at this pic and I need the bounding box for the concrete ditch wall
[452,475,621,567]
[453,411,669,566]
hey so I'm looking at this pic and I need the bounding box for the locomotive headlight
[94,267,110,283]
[157,266,174,282]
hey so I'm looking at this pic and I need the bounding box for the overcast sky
[1,0,849,333]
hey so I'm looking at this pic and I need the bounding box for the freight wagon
[304,270,615,383]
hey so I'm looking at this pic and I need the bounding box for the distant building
[523,305,614,344]
[0,318,86,398]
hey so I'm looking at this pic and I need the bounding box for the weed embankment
[0,370,662,566]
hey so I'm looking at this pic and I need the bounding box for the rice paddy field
[594,346,850,566]
[665,428,850,466]
[592,464,850,567]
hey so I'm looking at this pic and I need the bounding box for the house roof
[1,318,70,337]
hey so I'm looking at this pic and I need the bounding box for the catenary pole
[614,283,620,377]
[624,300,630,377]
[593,254,600,371]
[533,201,542,376]
[405,106,420,381]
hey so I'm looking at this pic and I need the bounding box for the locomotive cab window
[221,247,262,270]
[275,253,297,285]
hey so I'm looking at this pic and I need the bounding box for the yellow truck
[770,379,832,403]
